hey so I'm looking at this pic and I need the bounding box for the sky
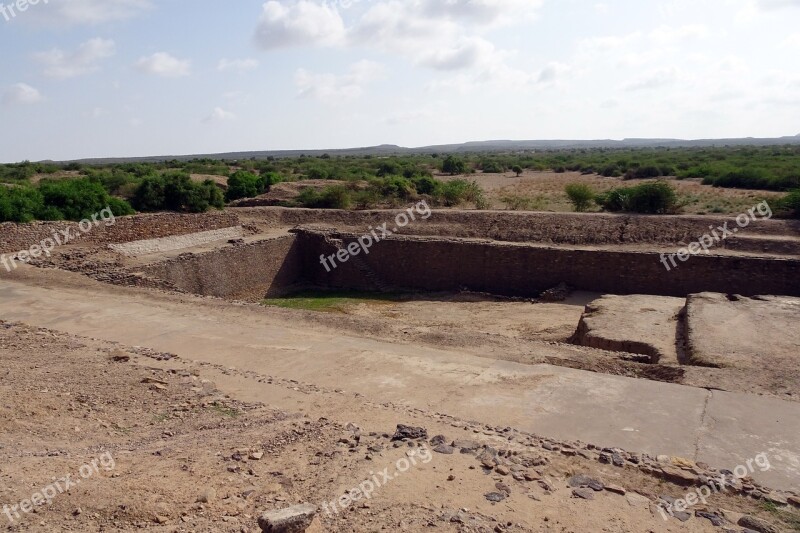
[0,0,799,162]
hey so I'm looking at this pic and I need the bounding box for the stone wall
[0,212,240,254]
[141,235,302,301]
[235,207,800,247]
[300,232,800,298]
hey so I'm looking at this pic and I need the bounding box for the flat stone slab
[109,226,243,256]
[685,292,800,368]
[572,294,684,364]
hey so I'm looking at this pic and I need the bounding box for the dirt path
[0,266,798,494]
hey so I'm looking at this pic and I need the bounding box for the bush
[296,186,351,209]
[778,189,800,218]
[442,156,467,175]
[0,186,46,222]
[511,165,523,177]
[411,175,443,196]
[480,160,505,173]
[133,173,223,213]
[624,165,662,180]
[438,179,485,208]
[39,178,133,220]
[370,176,415,201]
[565,183,595,212]
[597,181,678,214]
[226,171,270,202]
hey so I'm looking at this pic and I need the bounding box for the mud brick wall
[141,235,302,301]
[235,207,800,247]
[302,233,800,298]
[0,212,240,254]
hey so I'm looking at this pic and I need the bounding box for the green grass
[262,290,403,313]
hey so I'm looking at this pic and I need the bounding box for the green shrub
[0,186,46,222]
[480,160,505,173]
[597,181,678,214]
[777,189,800,218]
[370,176,415,201]
[565,183,595,212]
[411,175,443,196]
[39,178,132,221]
[511,165,523,177]
[438,179,485,207]
[296,186,351,209]
[442,156,467,175]
[226,171,270,201]
[133,173,223,213]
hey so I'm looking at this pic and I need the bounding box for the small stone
[250,451,264,460]
[197,487,216,503]
[258,503,317,533]
[588,480,604,492]
[430,435,447,446]
[392,425,428,441]
[696,511,724,526]
[495,482,511,495]
[737,515,779,533]
[453,439,481,451]
[568,475,593,488]
[764,492,788,506]
[485,492,506,503]
[495,465,510,476]
[572,488,594,500]
[673,511,691,522]
[605,484,626,495]
[788,495,800,507]
[434,444,456,455]
[660,466,699,485]
[447,475,455,481]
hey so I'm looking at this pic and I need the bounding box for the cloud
[294,60,385,102]
[756,0,800,10]
[30,0,152,26]
[135,52,190,77]
[218,58,259,72]
[649,24,709,45]
[203,107,236,123]
[254,0,345,49]
[419,0,543,26]
[416,37,496,71]
[34,38,116,79]
[2,83,43,105]
[536,62,571,84]
[623,67,680,91]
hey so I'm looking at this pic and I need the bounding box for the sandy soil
[2,320,795,532]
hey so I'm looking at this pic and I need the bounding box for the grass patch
[209,402,240,418]
[262,290,404,314]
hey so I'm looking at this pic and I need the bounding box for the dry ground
[437,171,784,215]
[2,321,796,532]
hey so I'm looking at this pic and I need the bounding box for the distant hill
[55,136,800,164]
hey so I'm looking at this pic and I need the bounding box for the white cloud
[30,0,151,26]
[294,60,385,102]
[203,107,237,123]
[756,0,800,10]
[623,67,681,91]
[782,33,800,47]
[2,83,43,105]
[578,32,642,52]
[649,24,709,45]
[34,38,116,79]
[135,52,190,77]
[218,58,259,72]
[254,0,345,49]
[419,0,542,26]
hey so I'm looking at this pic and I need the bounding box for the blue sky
[1,0,799,162]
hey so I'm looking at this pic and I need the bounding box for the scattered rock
[572,488,594,500]
[197,487,216,503]
[660,466,699,485]
[568,474,593,488]
[696,511,725,526]
[392,424,428,441]
[673,511,691,522]
[430,435,447,446]
[433,444,456,455]
[737,515,778,533]
[258,503,317,533]
[605,484,626,495]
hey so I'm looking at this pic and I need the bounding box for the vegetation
[225,170,273,202]
[3,144,800,220]
[777,189,800,218]
[565,183,595,212]
[596,181,678,214]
